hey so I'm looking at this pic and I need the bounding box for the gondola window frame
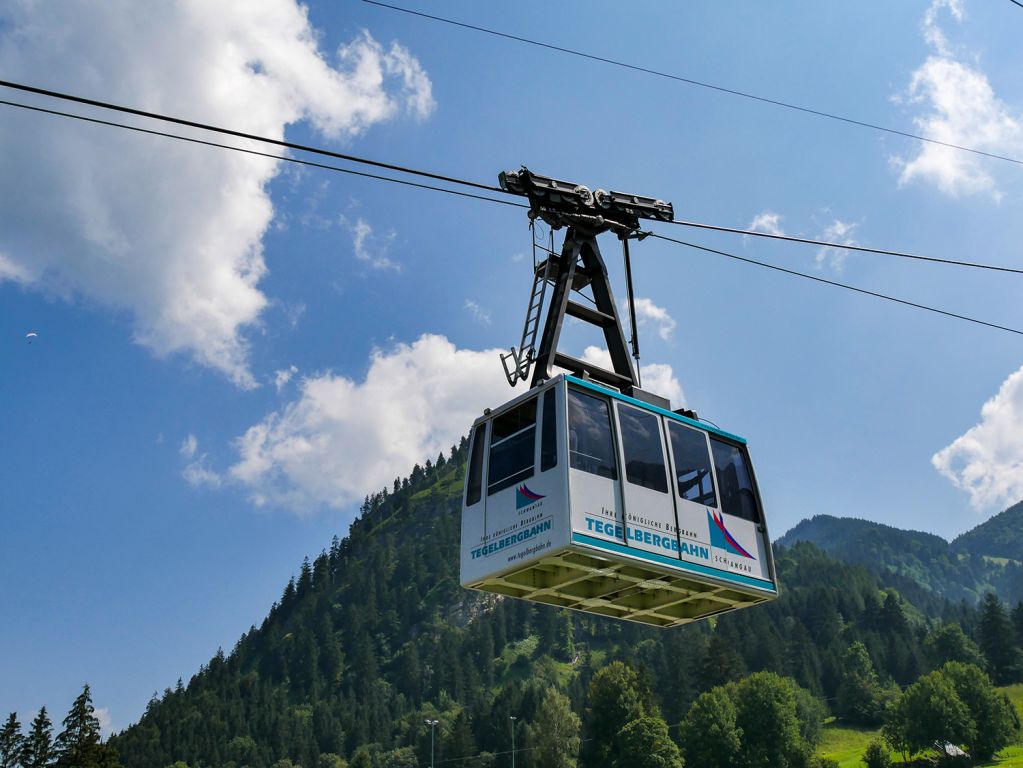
[465,422,487,507]
[567,387,619,480]
[709,437,761,524]
[540,388,559,472]
[616,401,669,494]
[667,420,719,508]
[487,396,538,496]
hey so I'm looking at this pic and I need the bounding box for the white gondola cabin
[460,374,778,627]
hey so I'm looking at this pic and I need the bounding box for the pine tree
[0,713,24,768]
[1013,602,1023,647]
[55,684,100,764]
[698,631,746,690]
[976,593,1023,684]
[55,685,120,768]
[23,708,54,768]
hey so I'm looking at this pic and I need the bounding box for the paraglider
[25,331,38,343]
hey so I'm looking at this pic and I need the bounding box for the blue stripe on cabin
[572,532,777,593]
[565,375,748,445]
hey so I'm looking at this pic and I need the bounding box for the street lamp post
[509,716,517,768]
[425,719,439,768]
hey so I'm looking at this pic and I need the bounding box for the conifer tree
[55,685,120,768]
[0,713,24,768]
[23,708,54,768]
[698,632,746,690]
[977,592,1023,684]
[55,684,100,764]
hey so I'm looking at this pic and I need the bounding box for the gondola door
[612,401,680,560]
[567,386,625,548]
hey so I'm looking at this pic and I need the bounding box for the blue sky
[2,0,1023,737]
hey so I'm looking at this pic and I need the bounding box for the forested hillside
[954,501,1023,562]
[780,513,1023,604]
[99,443,1023,768]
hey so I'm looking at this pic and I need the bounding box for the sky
[2,0,1023,738]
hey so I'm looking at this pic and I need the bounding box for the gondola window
[540,389,558,472]
[465,423,487,506]
[617,404,668,493]
[488,398,537,495]
[710,438,760,522]
[567,389,618,479]
[668,421,717,507]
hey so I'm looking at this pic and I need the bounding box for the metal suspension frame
[498,167,673,408]
[530,226,637,392]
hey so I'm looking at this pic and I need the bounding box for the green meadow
[818,685,1023,767]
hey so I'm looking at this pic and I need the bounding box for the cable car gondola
[460,169,778,627]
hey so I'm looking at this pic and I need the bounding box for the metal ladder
[501,256,552,386]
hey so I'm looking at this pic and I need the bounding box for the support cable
[0,78,509,194]
[668,219,1023,275]
[0,89,1019,337]
[0,97,526,209]
[361,0,1023,168]
[0,80,1019,274]
[648,233,1023,336]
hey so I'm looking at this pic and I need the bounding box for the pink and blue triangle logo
[516,484,545,509]
[708,510,755,559]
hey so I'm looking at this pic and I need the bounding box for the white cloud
[579,346,685,407]
[895,0,1022,200]
[274,365,298,392]
[933,364,1023,511]
[229,335,521,511]
[0,2,433,387]
[0,252,35,283]
[345,216,400,271]
[623,297,676,342]
[922,0,963,57]
[180,434,198,461]
[464,299,491,325]
[180,434,222,488]
[747,211,786,237]
[94,707,113,738]
[815,219,858,271]
[191,336,685,513]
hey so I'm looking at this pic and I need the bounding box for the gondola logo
[708,510,755,559]
[516,484,545,509]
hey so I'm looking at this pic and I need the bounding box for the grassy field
[817,685,1023,766]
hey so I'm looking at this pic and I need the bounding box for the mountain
[952,500,1023,562]
[109,454,1002,768]
[778,513,1023,605]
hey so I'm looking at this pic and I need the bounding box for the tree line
[1,684,120,768]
